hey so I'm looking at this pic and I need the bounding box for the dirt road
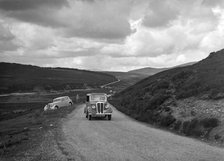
[100,79,120,88]
[58,104,224,161]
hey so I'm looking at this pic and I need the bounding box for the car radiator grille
[97,103,104,113]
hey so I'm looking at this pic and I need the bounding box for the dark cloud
[6,9,65,28]
[64,18,133,40]
[142,0,179,28]
[61,0,133,40]
[0,0,133,40]
[0,0,68,11]
[0,0,68,27]
[202,0,224,7]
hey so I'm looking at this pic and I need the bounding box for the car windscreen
[90,95,106,101]
[53,98,61,102]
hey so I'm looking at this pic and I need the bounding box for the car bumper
[89,113,112,117]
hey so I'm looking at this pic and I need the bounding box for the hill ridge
[0,62,117,93]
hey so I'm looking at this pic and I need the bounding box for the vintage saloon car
[44,96,73,111]
[84,93,112,120]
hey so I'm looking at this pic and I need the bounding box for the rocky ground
[167,97,224,144]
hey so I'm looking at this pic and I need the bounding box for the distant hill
[174,61,196,68]
[104,62,196,92]
[0,62,117,93]
[128,67,168,76]
[128,62,196,76]
[111,49,224,143]
[103,71,148,92]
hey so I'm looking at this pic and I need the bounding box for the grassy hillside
[0,62,117,93]
[111,49,224,144]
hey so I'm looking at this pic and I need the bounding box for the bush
[182,120,190,135]
[176,88,200,99]
[208,89,219,99]
[173,120,182,131]
[182,119,203,136]
[182,118,219,137]
[137,111,153,122]
[200,118,219,128]
[214,134,221,140]
[151,80,170,93]
[160,114,176,127]
[172,70,192,82]
[147,93,170,110]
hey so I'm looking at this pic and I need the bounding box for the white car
[44,96,73,111]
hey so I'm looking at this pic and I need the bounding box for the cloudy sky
[0,0,224,71]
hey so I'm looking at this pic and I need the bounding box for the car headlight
[105,104,110,109]
[91,105,96,109]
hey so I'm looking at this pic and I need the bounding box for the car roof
[86,93,107,96]
[54,96,68,99]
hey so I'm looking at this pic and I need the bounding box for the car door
[61,98,67,107]
[56,98,63,107]
[65,97,70,106]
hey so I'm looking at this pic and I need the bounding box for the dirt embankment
[167,97,224,144]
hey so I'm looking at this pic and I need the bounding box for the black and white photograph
[0,0,224,160]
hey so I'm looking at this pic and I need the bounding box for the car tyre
[88,114,92,120]
[108,115,111,120]
[69,102,72,106]
[55,105,59,109]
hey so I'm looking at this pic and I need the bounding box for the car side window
[86,96,90,102]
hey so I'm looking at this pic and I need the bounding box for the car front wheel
[88,114,92,120]
[108,115,111,120]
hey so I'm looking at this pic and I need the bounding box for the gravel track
[57,104,224,161]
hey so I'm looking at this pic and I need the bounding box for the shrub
[173,120,182,131]
[200,118,219,128]
[151,80,170,93]
[147,93,170,110]
[214,134,221,140]
[176,88,200,99]
[160,114,176,127]
[182,119,203,136]
[188,118,199,130]
[182,118,219,137]
[164,106,171,112]
[208,89,219,99]
[182,120,190,135]
[172,70,192,82]
[190,110,196,116]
